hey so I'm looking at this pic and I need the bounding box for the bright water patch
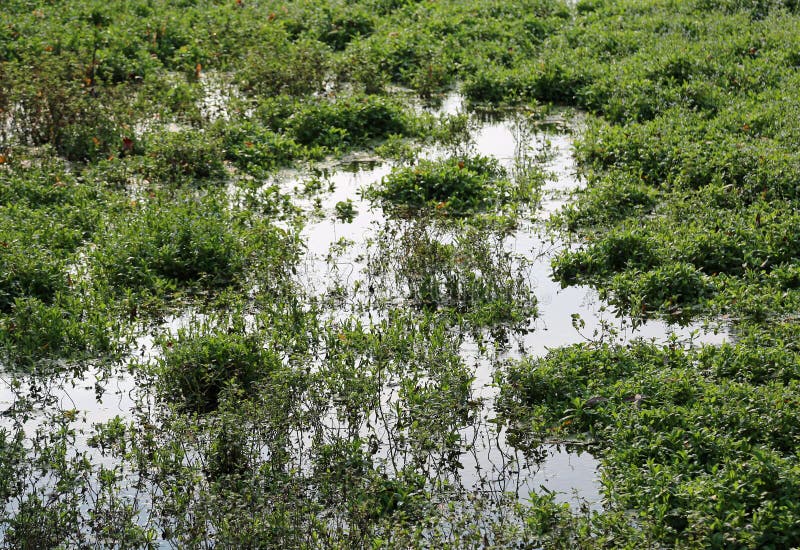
[0,95,728,537]
[258,94,727,510]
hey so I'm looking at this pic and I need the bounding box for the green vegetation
[154,321,285,413]
[92,192,248,294]
[366,219,537,331]
[501,0,800,547]
[2,0,800,546]
[372,155,515,216]
[499,337,800,547]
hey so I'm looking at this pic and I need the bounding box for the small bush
[144,129,226,184]
[318,7,375,51]
[0,293,118,367]
[288,95,412,148]
[239,35,330,97]
[93,194,245,293]
[213,119,301,174]
[371,222,537,327]
[373,156,511,216]
[0,245,66,313]
[155,327,281,413]
[552,229,658,285]
[555,172,659,231]
[609,262,714,318]
[2,54,134,162]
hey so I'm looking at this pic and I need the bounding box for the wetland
[1,0,800,547]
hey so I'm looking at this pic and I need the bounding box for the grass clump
[372,155,516,216]
[154,325,282,414]
[92,193,245,295]
[0,229,68,314]
[554,171,659,231]
[238,35,331,98]
[1,55,136,162]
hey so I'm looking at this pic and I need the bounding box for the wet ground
[0,93,728,525]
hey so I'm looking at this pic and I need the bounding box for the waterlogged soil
[4,0,800,545]
[0,94,729,538]
[281,94,727,506]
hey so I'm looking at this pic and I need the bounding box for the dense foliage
[1,0,800,546]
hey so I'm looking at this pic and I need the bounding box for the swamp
[1,0,800,547]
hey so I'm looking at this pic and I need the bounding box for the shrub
[214,119,300,174]
[552,229,659,285]
[144,129,226,184]
[0,295,116,366]
[155,326,281,413]
[287,94,412,148]
[555,172,659,231]
[0,244,66,313]
[608,262,714,318]
[373,155,511,215]
[239,34,330,97]
[317,7,375,51]
[369,221,536,326]
[93,194,245,293]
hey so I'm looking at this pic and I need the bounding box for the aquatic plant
[372,155,519,216]
[2,0,800,546]
[154,324,283,414]
[92,192,246,293]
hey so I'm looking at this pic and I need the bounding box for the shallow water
[261,93,727,508]
[0,93,728,523]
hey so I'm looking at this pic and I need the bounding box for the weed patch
[92,192,246,294]
[4,0,800,546]
[370,155,529,216]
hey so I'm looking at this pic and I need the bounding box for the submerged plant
[366,219,537,331]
